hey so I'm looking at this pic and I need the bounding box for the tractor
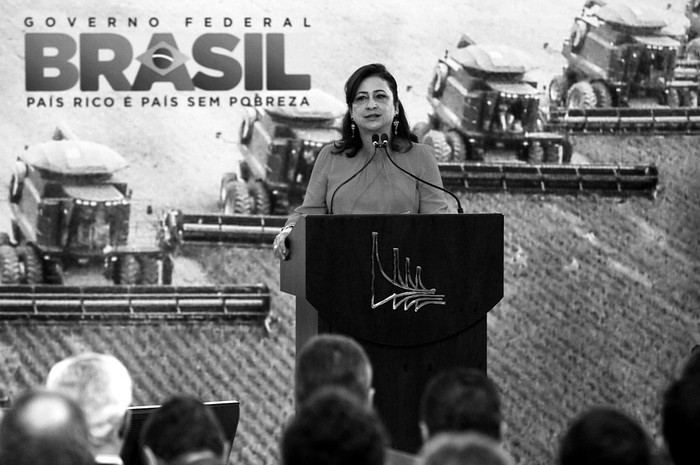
[219,89,345,215]
[549,0,699,110]
[418,36,573,163]
[1,124,172,285]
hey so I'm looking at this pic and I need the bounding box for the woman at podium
[273,63,448,260]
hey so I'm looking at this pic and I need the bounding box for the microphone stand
[378,133,463,213]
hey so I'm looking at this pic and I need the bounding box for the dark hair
[0,389,93,465]
[281,386,388,465]
[420,367,502,440]
[333,63,416,157]
[140,395,226,462]
[558,407,652,465]
[295,334,372,405]
[662,374,700,465]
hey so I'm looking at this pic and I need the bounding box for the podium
[280,214,503,453]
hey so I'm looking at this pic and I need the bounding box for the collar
[94,454,124,465]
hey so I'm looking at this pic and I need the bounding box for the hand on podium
[273,224,294,260]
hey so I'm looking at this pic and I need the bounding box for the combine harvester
[547,0,700,135]
[0,124,271,321]
[162,89,345,248]
[416,35,659,196]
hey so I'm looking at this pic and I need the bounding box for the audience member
[140,395,229,465]
[557,406,653,465]
[0,388,94,465]
[419,432,514,465]
[419,368,503,443]
[661,357,700,465]
[295,333,374,406]
[281,386,388,465]
[46,352,133,465]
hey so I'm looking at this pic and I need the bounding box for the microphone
[372,133,388,148]
[379,133,464,213]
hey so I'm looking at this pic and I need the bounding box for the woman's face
[350,75,398,137]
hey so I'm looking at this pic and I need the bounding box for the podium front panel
[282,214,503,347]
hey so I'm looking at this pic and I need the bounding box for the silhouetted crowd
[0,339,697,465]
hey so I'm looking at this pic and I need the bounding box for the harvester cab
[2,124,171,285]
[219,89,344,215]
[547,0,700,134]
[423,41,571,163]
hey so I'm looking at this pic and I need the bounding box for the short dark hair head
[0,388,93,465]
[295,334,372,405]
[281,386,388,465]
[662,374,700,465]
[558,407,652,465]
[420,367,502,440]
[140,395,226,462]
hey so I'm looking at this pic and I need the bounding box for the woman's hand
[273,225,294,260]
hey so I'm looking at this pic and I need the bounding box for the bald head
[0,389,93,465]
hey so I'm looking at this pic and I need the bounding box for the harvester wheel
[566,81,596,109]
[445,130,467,160]
[223,181,252,215]
[249,181,271,215]
[548,75,568,107]
[16,244,43,284]
[412,121,431,141]
[137,256,159,285]
[219,172,239,208]
[591,81,612,107]
[0,245,20,284]
[667,88,680,108]
[118,254,141,285]
[687,38,700,61]
[422,130,452,162]
[681,89,698,108]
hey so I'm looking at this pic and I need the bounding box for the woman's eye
[355,95,367,102]
[376,94,388,100]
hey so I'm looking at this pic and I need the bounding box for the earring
[393,118,399,135]
[351,119,356,138]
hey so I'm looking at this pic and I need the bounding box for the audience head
[140,395,228,465]
[281,386,388,465]
[662,368,700,465]
[419,367,502,442]
[46,352,133,455]
[420,432,514,465]
[295,334,373,406]
[0,388,94,465]
[558,406,652,465]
